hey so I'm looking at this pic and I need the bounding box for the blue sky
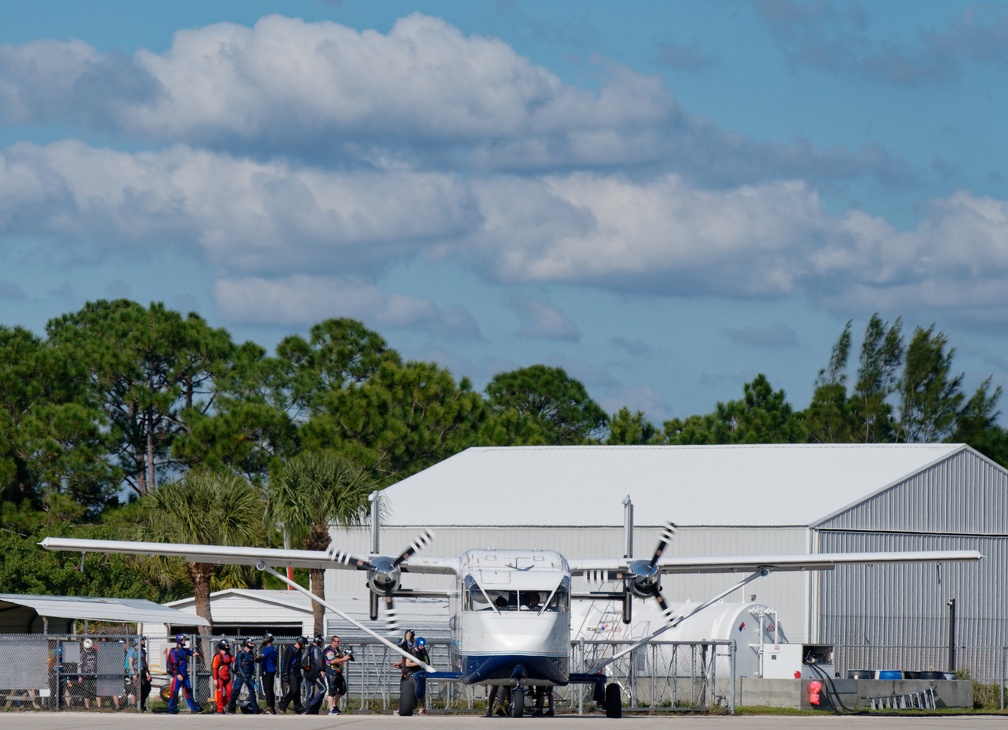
[3,0,1008,425]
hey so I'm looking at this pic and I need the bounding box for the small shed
[164,589,314,637]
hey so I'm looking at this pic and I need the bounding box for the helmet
[82,638,94,650]
[415,637,426,648]
[175,633,188,644]
[297,636,308,646]
[218,640,231,651]
[313,635,324,646]
[141,635,148,642]
[244,637,255,648]
[262,632,274,644]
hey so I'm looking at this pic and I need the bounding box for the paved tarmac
[1,713,1006,730]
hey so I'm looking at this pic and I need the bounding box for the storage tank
[571,599,787,678]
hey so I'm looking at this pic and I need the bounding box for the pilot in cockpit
[521,592,541,611]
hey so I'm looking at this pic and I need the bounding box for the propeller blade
[392,530,434,568]
[647,522,677,569]
[384,595,399,632]
[325,545,373,570]
[369,591,379,621]
[650,585,674,622]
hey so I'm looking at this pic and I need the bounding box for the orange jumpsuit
[212,651,234,713]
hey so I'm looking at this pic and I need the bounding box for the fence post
[729,639,736,715]
[1001,645,1005,711]
[577,638,585,715]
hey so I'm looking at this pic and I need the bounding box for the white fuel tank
[572,599,785,678]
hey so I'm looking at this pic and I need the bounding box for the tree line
[1,301,1004,632]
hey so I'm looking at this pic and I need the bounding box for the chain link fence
[0,633,739,714]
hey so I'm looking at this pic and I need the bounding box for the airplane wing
[570,549,983,576]
[39,537,459,575]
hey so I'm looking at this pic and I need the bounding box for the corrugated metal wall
[321,446,1008,675]
[812,449,1008,679]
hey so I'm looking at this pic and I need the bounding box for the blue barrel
[877,670,903,680]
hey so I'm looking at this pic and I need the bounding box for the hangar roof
[380,444,966,527]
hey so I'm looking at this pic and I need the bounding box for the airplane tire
[605,683,622,718]
[510,687,524,717]
[159,685,171,702]
[398,676,416,717]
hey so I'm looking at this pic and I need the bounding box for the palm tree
[138,470,266,647]
[267,451,373,635]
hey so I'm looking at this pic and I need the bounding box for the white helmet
[82,638,94,650]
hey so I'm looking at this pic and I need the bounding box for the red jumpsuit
[212,650,234,713]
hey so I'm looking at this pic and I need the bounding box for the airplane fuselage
[448,549,571,686]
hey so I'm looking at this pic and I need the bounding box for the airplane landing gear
[509,686,524,717]
[604,682,622,718]
[398,675,417,716]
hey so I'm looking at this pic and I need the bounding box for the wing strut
[254,561,434,673]
[587,566,771,674]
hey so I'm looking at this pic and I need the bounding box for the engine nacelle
[626,559,661,599]
[367,557,401,596]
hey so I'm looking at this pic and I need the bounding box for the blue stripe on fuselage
[461,653,569,685]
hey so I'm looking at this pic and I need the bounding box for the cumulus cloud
[0,141,479,271]
[2,13,1008,334]
[0,14,905,186]
[5,137,1008,326]
[215,275,481,338]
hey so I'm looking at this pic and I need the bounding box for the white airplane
[41,496,983,718]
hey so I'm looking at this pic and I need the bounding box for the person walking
[166,634,202,714]
[410,637,431,715]
[227,637,260,714]
[277,636,306,714]
[211,640,234,714]
[78,638,98,710]
[303,635,327,715]
[137,636,152,711]
[324,635,352,715]
[257,633,279,714]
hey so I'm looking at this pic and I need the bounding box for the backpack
[167,648,179,675]
[301,646,313,672]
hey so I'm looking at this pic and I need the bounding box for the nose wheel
[509,686,524,717]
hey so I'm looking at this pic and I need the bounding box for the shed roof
[0,593,210,627]
[380,444,965,527]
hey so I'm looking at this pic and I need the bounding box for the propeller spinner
[362,530,434,629]
[623,521,676,623]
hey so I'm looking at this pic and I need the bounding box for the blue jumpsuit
[167,646,200,713]
[227,648,260,713]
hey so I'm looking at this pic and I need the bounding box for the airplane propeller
[622,522,676,624]
[335,530,434,630]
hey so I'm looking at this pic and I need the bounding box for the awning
[0,593,210,629]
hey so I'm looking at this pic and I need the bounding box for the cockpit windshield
[463,576,569,613]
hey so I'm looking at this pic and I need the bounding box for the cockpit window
[463,576,569,613]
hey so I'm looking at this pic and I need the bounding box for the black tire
[605,682,622,718]
[510,687,524,718]
[399,676,417,716]
[159,685,171,702]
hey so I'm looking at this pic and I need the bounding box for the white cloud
[0,15,904,187]
[5,138,1008,325]
[0,141,479,270]
[215,275,481,339]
